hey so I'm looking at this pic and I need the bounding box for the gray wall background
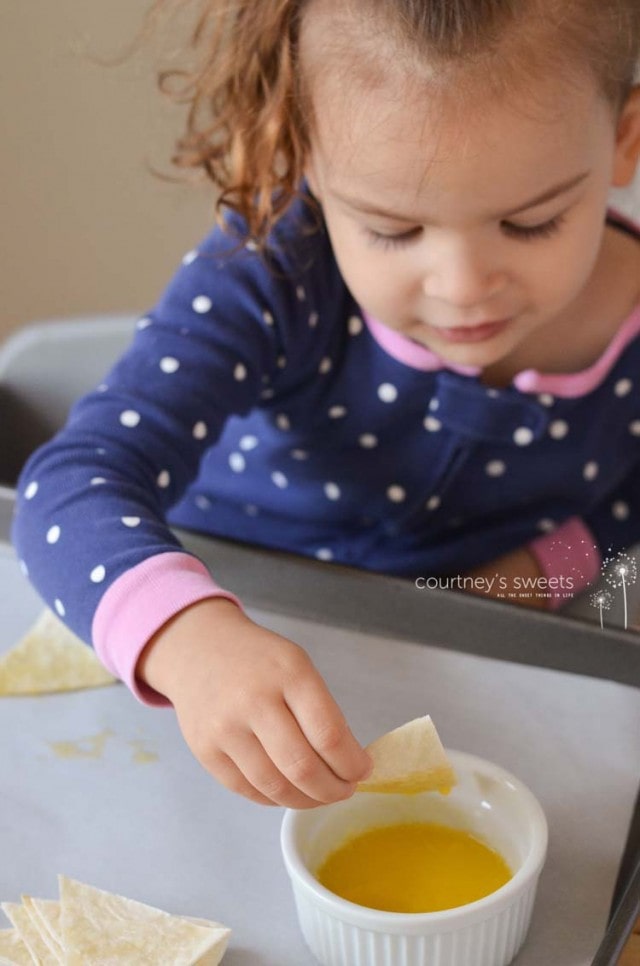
[0,2,212,340]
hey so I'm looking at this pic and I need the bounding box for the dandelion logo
[589,589,613,629]
[602,551,638,630]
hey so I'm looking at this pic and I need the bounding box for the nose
[421,237,507,308]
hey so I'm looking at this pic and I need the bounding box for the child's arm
[136,597,372,807]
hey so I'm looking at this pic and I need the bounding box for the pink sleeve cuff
[528,516,602,610]
[91,552,242,705]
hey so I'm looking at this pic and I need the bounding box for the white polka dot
[513,426,534,446]
[324,482,341,500]
[24,481,38,500]
[195,495,211,510]
[308,311,319,328]
[549,420,569,440]
[630,420,640,436]
[277,355,287,369]
[328,405,347,419]
[90,565,106,584]
[615,378,633,397]
[276,413,291,431]
[54,599,65,617]
[244,504,259,516]
[426,495,441,511]
[272,471,288,488]
[234,363,247,382]
[19,560,28,577]
[121,516,141,527]
[291,449,309,460]
[261,388,275,400]
[263,310,274,326]
[537,518,556,533]
[239,435,259,451]
[229,452,246,472]
[96,448,107,456]
[182,249,198,265]
[538,393,555,407]
[157,470,171,489]
[359,434,378,449]
[296,285,306,301]
[348,315,363,336]
[486,460,506,477]
[612,500,630,520]
[316,548,334,561]
[46,525,61,545]
[136,317,152,330]
[193,421,208,440]
[319,357,332,374]
[160,356,180,374]
[90,477,107,486]
[97,384,108,393]
[583,461,599,481]
[486,388,500,399]
[378,383,398,403]
[429,398,440,412]
[192,295,212,313]
[423,416,442,432]
[245,239,258,251]
[120,410,141,428]
[387,485,406,503]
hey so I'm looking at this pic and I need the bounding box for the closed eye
[501,215,565,241]
[364,227,423,250]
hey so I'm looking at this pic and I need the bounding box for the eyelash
[365,215,565,250]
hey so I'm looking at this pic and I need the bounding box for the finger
[251,700,358,804]
[285,668,372,783]
[201,749,277,806]
[222,729,333,808]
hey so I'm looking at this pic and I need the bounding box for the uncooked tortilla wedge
[0,926,32,965]
[0,609,115,695]
[1,900,57,964]
[358,715,456,794]
[59,876,230,966]
[21,896,64,964]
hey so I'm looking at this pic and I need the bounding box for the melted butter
[316,821,511,913]
[48,728,113,760]
[366,776,454,795]
[128,740,159,764]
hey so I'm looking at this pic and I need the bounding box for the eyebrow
[333,171,591,223]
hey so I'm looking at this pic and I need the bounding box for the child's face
[305,50,639,371]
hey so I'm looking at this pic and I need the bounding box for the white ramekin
[281,750,548,966]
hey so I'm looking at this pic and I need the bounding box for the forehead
[300,4,609,218]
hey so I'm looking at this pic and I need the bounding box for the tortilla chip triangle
[21,896,63,964]
[0,926,33,965]
[1,900,57,965]
[59,876,230,965]
[1,879,230,965]
[0,609,115,696]
[357,715,457,794]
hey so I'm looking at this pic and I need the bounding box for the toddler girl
[13,0,640,807]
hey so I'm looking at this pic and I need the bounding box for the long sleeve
[12,220,287,686]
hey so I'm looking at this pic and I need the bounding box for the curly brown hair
[144,0,640,245]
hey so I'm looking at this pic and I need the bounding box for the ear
[612,86,640,188]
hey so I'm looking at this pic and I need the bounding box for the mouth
[431,318,512,344]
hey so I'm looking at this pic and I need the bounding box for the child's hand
[136,598,372,807]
